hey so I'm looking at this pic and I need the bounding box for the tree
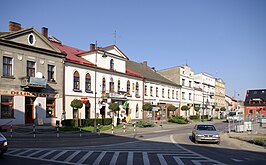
[167,104,176,111]
[70,99,83,109]
[194,106,200,112]
[109,103,120,126]
[142,103,153,111]
[181,105,190,118]
[215,108,220,111]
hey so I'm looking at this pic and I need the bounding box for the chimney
[42,27,48,38]
[9,21,22,32]
[143,61,147,69]
[90,44,95,51]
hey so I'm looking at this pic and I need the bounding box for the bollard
[111,123,114,134]
[56,124,59,138]
[10,125,13,138]
[79,126,82,137]
[33,124,36,138]
[133,123,136,132]
[97,123,100,135]
[123,123,126,133]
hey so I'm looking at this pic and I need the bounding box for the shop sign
[0,89,59,98]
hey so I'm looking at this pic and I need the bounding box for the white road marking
[143,152,150,165]
[50,150,68,160]
[127,152,133,165]
[64,150,80,162]
[93,151,107,165]
[76,151,93,164]
[109,151,120,165]
[157,154,167,165]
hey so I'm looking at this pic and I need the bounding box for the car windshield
[197,125,216,131]
[228,112,236,116]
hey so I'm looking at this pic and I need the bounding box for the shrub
[70,99,83,109]
[61,118,118,127]
[143,103,153,111]
[168,116,188,124]
[253,138,265,146]
[190,115,200,120]
[136,121,154,128]
[167,104,176,111]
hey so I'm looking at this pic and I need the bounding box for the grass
[252,137,266,146]
[59,125,123,132]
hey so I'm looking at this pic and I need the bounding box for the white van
[226,111,243,122]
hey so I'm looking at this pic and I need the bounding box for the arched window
[127,80,130,94]
[136,104,139,118]
[102,77,106,92]
[73,71,80,90]
[117,80,121,92]
[110,59,114,70]
[85,73,91,92]
[162,88,165,98]
[135,82,139,95]
[109,77,114,92]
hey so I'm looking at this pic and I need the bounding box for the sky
[1,0,265,100]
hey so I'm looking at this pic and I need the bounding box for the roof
[244,89,266,106]
[51,41,94,66]
[126,60,180,87]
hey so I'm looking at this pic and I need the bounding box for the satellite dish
[36,72,43,78]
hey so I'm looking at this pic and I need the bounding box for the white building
[194,73,215,116]
[52,41,144,121]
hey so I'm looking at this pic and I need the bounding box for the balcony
[21,76,47,88]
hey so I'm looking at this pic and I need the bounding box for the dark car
[0,133,8,156]
[192,124,220,144]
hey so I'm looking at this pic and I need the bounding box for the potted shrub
[109,102,120,126]
[70,99,83,127]
[167,104,176,117]
[142,103,153,120]
[181,105,190,119]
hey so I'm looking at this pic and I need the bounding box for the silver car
[192,124,220,144]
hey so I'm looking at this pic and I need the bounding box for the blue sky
[1,0,265,100]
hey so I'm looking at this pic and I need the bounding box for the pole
[94,41,98,133]
[10,125,13,138]
[111,123,114,134]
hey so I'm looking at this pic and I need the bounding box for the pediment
[0,28,61,53]
[103,45,129,60]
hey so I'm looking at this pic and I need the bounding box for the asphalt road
[1,121,265,165]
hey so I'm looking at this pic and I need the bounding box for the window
[127,80,130,94]
[182,79,185,86]
[182,92,185,100]
[73,71,80,91]
[168,89,170,98]
[27,61,35,77]
[117,80,121,92]
[145,85,147,96]
[189,93,192,100]
[48,64,55,81]
[189,81,192,88]
[136,104,139,118]
[150,86,153,96]
[162,88,165,98]
[156,87,159,97]
[3,56,13,77]
[102,78,106,92]
[46,98,56,118]
[110,59,114,70]
[176,91,179,100]
[85,73,91,92]
[135,82,139,95]
[1,96,14,118]
[172,90,174,99]
[109,78,114,92]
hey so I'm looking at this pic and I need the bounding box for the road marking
[232,158,244,162]
[38,150,56,159]
[127,152,133,165]
[174,157,185,165]
[27,150,43,157]
[157,154,167,165]
[93,151,107,165]
[64,151,80,162]
[50,150,68,160]
[76,151,93,164]
[153,130,169,133]
[17,149,33,156]
[143,152,150,165]
[110,151,120,165]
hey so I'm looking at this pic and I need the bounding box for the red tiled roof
[51,41,94,66]
[126,68,144,78]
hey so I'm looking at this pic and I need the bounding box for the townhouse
[214,78,226,118]
[127,61,181,119]
[0,22,66,126]
[158,65,195,117]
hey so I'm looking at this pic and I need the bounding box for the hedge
[61,118,120,127]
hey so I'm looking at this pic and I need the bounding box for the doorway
[25,97,35,124]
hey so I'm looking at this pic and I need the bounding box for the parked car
[0,133,8,156]
[226,111,243,122]
[192,124,220,144]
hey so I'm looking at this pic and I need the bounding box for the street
[1,121,265,165]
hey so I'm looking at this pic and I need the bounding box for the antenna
[113,30,117,45]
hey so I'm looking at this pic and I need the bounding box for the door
[25,97,35,124]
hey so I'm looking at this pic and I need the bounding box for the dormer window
[110,59,114,70]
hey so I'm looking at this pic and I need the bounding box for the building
[225,95,237,114]
[0,22,66,126]
[214,78,226,118]
[52,40,144,122]
[158,65,194,117]
[194,73,215,117]
[127,61,181,119]
[244,89,266,120]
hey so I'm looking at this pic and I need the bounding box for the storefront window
[46,98,56,118]
[1,95,14,118]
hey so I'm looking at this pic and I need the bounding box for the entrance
[25,97,35,124]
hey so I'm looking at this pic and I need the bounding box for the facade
[0,22,66,126]
[225,95,237,114]
[158,65,194,117]
[194,73,215,117]
[214,78,226,118]
[127,61,181,119]
[52,40,144,121]
[244,89,266,119]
